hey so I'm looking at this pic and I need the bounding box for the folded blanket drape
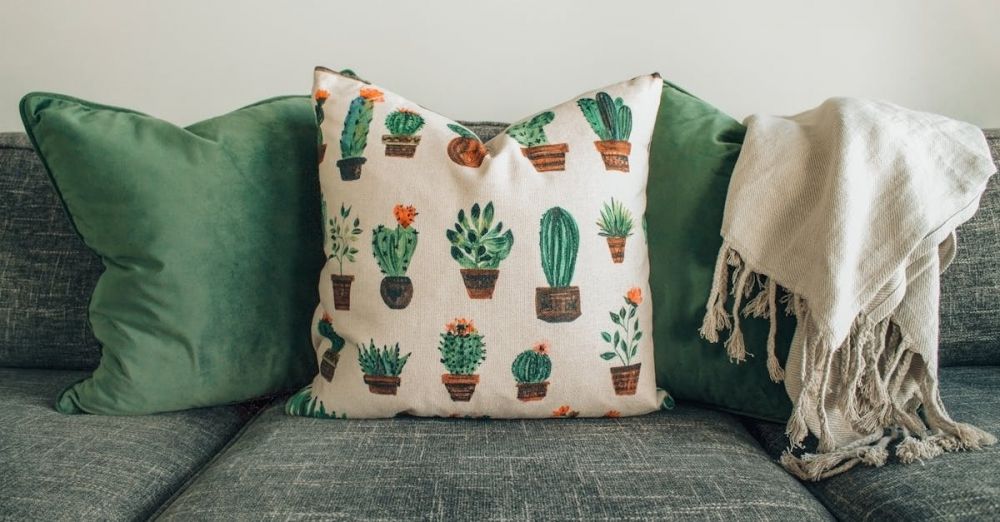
[700,98,997,480]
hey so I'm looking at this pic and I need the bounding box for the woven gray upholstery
[0,133,103,370]
[939,130,1000,366]
[155,404,832,521]
[744,366,1000,521]
[0,367,257,521]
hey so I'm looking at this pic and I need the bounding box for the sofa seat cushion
[156,404,832,520]
[0,368,258,521]
[745,366,1000,520]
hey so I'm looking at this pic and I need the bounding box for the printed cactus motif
[439,319,486,375]
[506,111,554,147]
[601,287,644,395]
[372,205,418,277]
[385,109,425,136]
[511,343,552,384]
[286,385,346,419]
[540,207,579,287]
[597,198,635,263]
[447,202,513,270]
[318,313,345,381]
[446,124,487,168]
[340,87,383,159]
[578,92,632,141]
[357,340,410,377]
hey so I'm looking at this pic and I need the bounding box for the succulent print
[336,87,383,180]
[383,108,425,158]
[372,205,419,309]
[439,318,486,402]
[596,198,635,264]
[506,111,568,172]
[536,207,581,322]
[577,91,633,171]
[357,340,411,395]
[447,202,514,299]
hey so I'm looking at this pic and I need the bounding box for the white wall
[2,0,998,131]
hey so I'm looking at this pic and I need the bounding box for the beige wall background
[2,0,998,131]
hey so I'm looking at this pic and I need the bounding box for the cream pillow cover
[287,67,664,419]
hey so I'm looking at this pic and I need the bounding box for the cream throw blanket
[700,98,997,480]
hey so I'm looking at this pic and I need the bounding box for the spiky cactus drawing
[336,87,383,180]
[382,109,425,158]
[536,207,581,322]
[511,341,552,401]
[505,111,568,172]
[577,91,633,172]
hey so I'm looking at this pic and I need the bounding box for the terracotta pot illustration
[380,276,413,309]
[330,274,355,311]
[382,135,421,158]
[336,157,366,181]
[610,363,641,396]
[594,140,631,172]
[535,286,582,323]
[460,268,499,299]
[363,374,401,395]
[521,143,569,172]
[606,237,627,264]
[318,143,327,164]
[447,137,487,168]
[516,381,549,402]
[319,349,340,382]
[442,373,480,401]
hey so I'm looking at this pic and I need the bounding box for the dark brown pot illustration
[382,135,421,158]
[447,137,486,167]
[521,143,569,172]
[610,363,641,396]
[460,268,499,299]
[336,157,366,181]
[516,381,549,402]
[363,374,401,395]
[319,349,340,382]
[594,140,631,172]
[330,274,355,311]
[318,143,327,164]
[535,286,581,322]
[442,373,479,401]
[380,276,413,309]
[606,237,627,264]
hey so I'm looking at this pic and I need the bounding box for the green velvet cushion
[20,93,321,414]
[648,81,794,422]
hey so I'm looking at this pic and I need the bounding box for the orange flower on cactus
[393,204,418,228]
[445,317,476,336]
[552,405,572,417]
[532,340,550,355]
[359,87,384,102]
[626,287,643,306]
[314,89,330,103]
[321,312,333,324]
[604,410,621,418]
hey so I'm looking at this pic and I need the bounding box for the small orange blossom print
[445,318,476,336]
[393,205,417,228]
[626,287,643,306]
[532,340,550,355]
[314,89,330,102]
[604,410,621,418]
[359,87,384,102]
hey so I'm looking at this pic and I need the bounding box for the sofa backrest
[0,126,997,370]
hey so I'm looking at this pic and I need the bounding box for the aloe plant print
[596,198,635,264]
[286,385,346,419]
[577,91,633,172]
[357,340,410,395]
[446,202,514,299]
[601,287,644,395]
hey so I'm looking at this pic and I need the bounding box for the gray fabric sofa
[1,125,997,521]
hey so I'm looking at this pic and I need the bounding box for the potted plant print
[577,91,633,172]
[382,109,425,158]
[536,207,581,322]
[446,123,487,168]
[439,318,486,401]
[318,313,345,382]
[505,111,568,172]
[337,87,383,180]
[596,198,634,264]
[357,340,411,395]
[315,89,330,164]
[600,287,644,395]
[446,202,514,299]
[511,341,552,401]
[372,205,419,309]
[329,204,361,310]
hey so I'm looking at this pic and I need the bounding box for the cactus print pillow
[287,67,666,419]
